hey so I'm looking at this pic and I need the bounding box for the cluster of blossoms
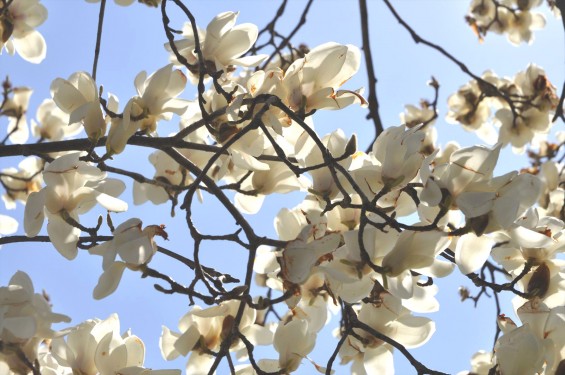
[447,64,559,152]
[466,0,547,45]
[0,271,180,374]
[1,0,565,374]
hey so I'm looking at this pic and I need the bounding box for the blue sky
[1,0,564,374]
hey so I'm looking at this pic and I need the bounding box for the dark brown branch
[382,0,518,125]
[92,0,106,81]
[359,0,384,152]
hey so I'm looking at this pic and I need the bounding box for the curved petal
[24,189,46,237]
[93,262,127,300]
[47,213,80,260]
[0,214,19,235]
[13,30,46,63]
[363,346,394,375]
[160,326,182,361]
[122,335,145,367]
[455,233,495,274]
[389,315,435,349]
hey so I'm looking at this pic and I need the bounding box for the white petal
[160,326,182,360]
[93,262,127,300]
[389,315,435,349]
[47,214,80,260]
[0,215,18,235]
[122,335,145,367]
[455,233,495,274]
[4,316,36,339]
[174,325,200,356]
[12,30,46,64]
[363,346,394,375]
[24,189,46,237]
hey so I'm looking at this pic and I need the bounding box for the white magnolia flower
[0,0,47,63]
[283,42,366,113]
[371,124,424,189]
[420,143,502,207]
[89,218,168,299]
[52,313,179,375]
[456,171,542,232]
[446,75,497,144]
[234,160,309,214]
[272,318,316,373]
[340,297,435,375]
[166,11,267,74]
[295,128,354,199]
[31,98,79,141]
[454,232,495,275]
[496,107,550,151]
[3,87,32,144]
[160,301,272,374]
[24,152,128,259]
[495,323,545,375]
[505,10,545,45]
[381,229,450,278]
[51,72,106,141]
[279,224,341,285]
[0,271,70,373]
[106,64,189,154]
[1,156,43,209]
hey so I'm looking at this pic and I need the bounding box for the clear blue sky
[1,0,563,374]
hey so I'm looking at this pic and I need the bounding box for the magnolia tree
[0,0,564,374]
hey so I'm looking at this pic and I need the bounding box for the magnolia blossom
[160,301,272,374]
[456,171,542,233]
[400,103,437,155]
[51,313,179,375]
[51,72,106,141]
[1,156,43,209]
[106,64,189,154]
[24,152,128,259]
[31,98,80,141]
[446,75,497,144]
[0,0,47,63]
[505,9,545,45]
[283,42,366,113]
[371,124,425,189]
[420,143,501,208]
[339,296,435,374]
[381,228,450,278]
[295,128,354,199]
[279,224,341,286]
[3,87,32,144]
[89,218,168,299]
[234,161,309,214]
[0,271,70,373]
[165,11,267,74]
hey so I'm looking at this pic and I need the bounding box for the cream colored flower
[51,72,106,141]
[0,0,47,63]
